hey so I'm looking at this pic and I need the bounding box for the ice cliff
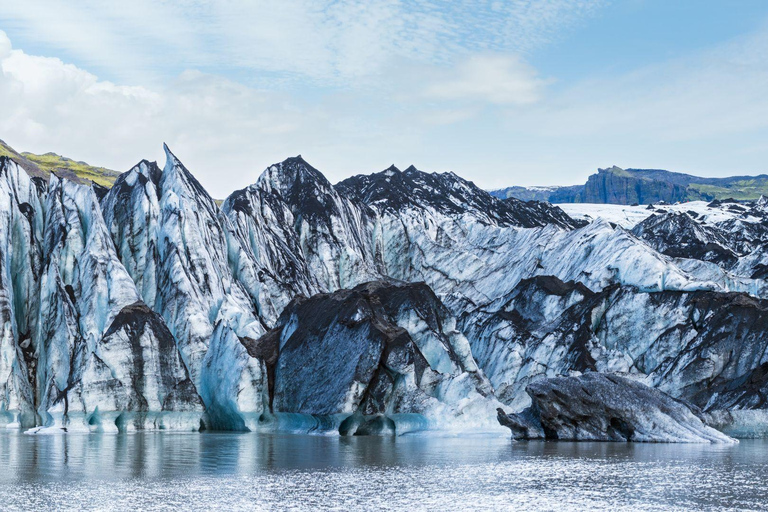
[3,146,768,438]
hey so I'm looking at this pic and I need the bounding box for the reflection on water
[0,431,766,510]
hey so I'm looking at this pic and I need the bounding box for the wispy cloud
[1,2,768,197]
[0,0,604,85]
[510,25,768,158]
[422,55,549,105]
[0,33,311,195]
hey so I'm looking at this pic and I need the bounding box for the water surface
[1,431,766,510]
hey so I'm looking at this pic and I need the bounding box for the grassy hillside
[0,139,121,187]
[599,167,768,201]
[687,179,768,201]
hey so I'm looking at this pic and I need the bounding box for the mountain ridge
[492,166,768,204]
[4,136,766,205]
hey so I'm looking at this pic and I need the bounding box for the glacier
[0,161,201,432]
[3,145,768,440]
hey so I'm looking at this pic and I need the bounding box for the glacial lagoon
[1,431,767,510]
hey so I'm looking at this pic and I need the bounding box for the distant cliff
[492,166,768,204]
[582,166,689,204]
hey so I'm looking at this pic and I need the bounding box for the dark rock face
[583,167,690,205]
[631,212,739,267]
[248,280,497,434]
[100,302,201,413]
[491,167,691,204]
[629,204,768,274]
[498,373,735,443]
[463,274,768,414]
[496,406,544,440]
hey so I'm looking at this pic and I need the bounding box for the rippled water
[1,431,767,511]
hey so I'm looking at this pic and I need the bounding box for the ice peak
[258,154,332,199]
[280,154,312,168]
[112,159,163,194]
[157,144,216,210]
[162,143,182,172]
[137,158,157,168]
[0,155,17,178]
[48,172,62,188]
[126,159,161,177]
[0,156,35,192]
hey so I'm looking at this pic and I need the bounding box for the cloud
[422,55,548,105]
[0,30,10,59]
[417,108,479,126]
[0,31,312,197]
[0,28,436,197]
[0,1,608,196]
[2,7,768,198]
[465,24,768,188]
[0,0,604,85]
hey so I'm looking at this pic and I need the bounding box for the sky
[1,0,768,198]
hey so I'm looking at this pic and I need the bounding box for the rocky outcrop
[583,167,690,205]
[489,185,583,203]
[247,280,501,435]
[462,275,768,412]
[497,373,736,443]
[632,212,740,267]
